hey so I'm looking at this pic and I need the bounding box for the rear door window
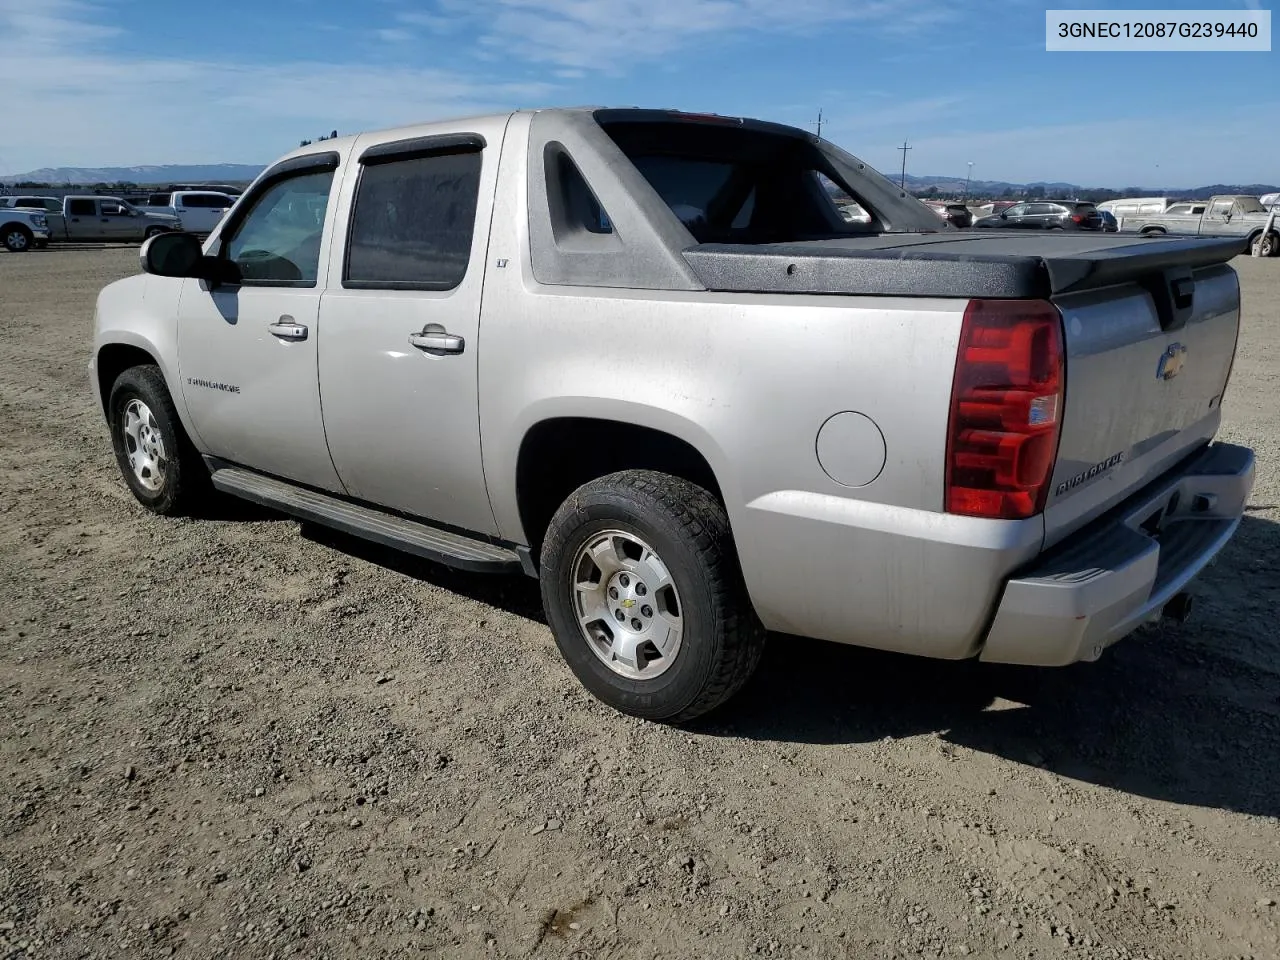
[67,198,96,216]
[344,148,482,290]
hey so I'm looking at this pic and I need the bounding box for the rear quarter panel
[476,117,1033,656]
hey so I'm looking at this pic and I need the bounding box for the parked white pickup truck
[0,203,52,251]
[90,108,1254,721]
[139,190,238,235]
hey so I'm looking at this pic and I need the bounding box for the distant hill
[901,173,1280,201]
[1,163,265,186]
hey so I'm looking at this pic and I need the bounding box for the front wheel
[539,470,766,723]
[1251,232,1279,257]
[108,365,209,515]
[144,226,168,240]
[3,225,32,252]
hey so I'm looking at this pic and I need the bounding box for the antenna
[898,140,912,189]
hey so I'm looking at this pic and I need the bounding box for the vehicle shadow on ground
[294,515,1279,818]
[299,524,549,622]
[696,512,1280,819]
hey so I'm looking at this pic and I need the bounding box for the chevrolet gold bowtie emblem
[621,599,636,609]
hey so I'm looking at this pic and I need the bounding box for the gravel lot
[1,246,1277,960]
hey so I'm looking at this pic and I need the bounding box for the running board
[208,465,524,574]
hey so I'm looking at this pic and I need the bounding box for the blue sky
[1,0,1275,186]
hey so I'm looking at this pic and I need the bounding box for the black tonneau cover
[682,232,1247,299]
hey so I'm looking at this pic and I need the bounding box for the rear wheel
[3,224,32,252]
[1142,227,1166,237]
[108,365,209,515]
[1251,231,1279,257]
[539,470,766,723]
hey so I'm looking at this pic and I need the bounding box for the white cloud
[0,0,555,173]
[395,0,954,70]
[833,110,1280,188]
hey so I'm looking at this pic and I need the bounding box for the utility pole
[964,161,974,200]
[815,108,824,140]
[897,140,912,189]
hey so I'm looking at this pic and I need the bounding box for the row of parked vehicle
[906,192,1280,256]
[0,189,239,251]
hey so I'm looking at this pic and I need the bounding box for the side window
[224,169,334,285]
[1005,204,1027,217]
[67,198,96,217]
[101,201,128,216]
[344,149,481,290]
[1208,200,1232,218]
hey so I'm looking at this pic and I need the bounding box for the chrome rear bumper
[980,442,1254,666]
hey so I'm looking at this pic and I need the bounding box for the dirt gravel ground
[1,246,1277,960]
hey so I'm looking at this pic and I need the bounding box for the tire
[3,224,33,252]
[1251,231,1279,257]
[539,470,767,723]
[144,226,168,240]
[34,240,48,249]
[1142,228,1166,237]
[1047,225,1065,231]
[107,365,209,516]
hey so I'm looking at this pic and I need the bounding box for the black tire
[1251,231,1279,258]
[144,226,168,240]
[107,365,209,515]
[1142,228,1166,237]
[1047,225,1065,231]
[3,223,33,252]
[539,470,766,723]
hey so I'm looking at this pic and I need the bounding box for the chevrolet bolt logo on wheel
[1157,342,1188,380]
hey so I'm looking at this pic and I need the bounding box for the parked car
[0,205,51,251]
[139,191,238,235]
[0,195,63,216]
[42,196,180,243]
[1097,197,1176,219]
[90,106,1254,722]
[924,201,973,228]
[1099,209,1118,232]
[973,200,1104,231]
[1133,194,1280,256]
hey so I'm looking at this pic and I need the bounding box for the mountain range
[3,163,1276,202]
[1,164,265,186]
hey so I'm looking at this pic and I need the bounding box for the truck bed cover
[682,232,1247,299]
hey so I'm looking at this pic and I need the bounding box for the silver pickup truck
[1133,194,1279,256]
[89,107,1255,722]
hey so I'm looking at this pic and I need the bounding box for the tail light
[1071,214,1084,223]
[945,299,1065,520]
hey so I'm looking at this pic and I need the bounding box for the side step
[209,465,524,574]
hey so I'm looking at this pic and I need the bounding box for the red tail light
[945,299,1065,520]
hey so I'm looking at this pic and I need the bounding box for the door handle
[408,324,465,355]
[268,316,308,341]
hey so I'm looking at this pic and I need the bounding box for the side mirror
[140,232,240,286]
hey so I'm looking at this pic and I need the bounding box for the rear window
[598,117,876,244]
[1075,203,1097,213]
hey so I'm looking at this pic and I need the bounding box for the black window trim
[341,134,486,292]
[214,150,340,289]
